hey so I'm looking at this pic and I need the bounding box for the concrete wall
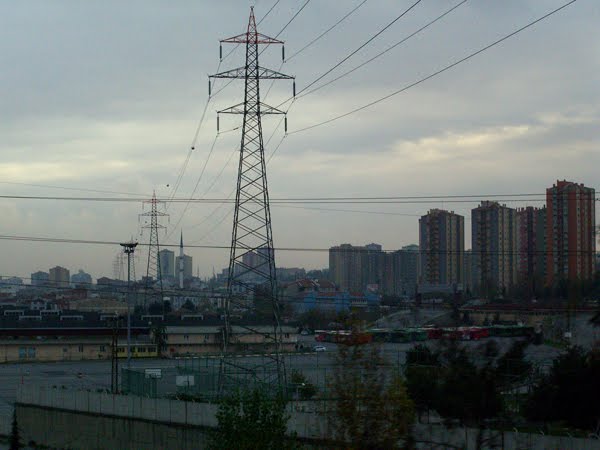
[17,386,219,428]
[15,385,600,450]
[17,404,211,450]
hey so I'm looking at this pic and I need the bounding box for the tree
[436,341,503,426]
[482,339,499,358]
[209,387,296,450]
[405,345,440,422]
[405,365,438,423]
[151,325,167,356]
[10,408,21,450]
[329,343,415,448]
[289,370,317,400]
[494,340,531,387]
[297,309,336,331]
[525,346,600,430]
[181,299,196,312]
[148,301,171,315]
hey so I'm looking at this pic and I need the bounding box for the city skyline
[0,1,598,279]
[2,177,597,283]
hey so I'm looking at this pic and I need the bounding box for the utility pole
[108,316,122,394]
[210,7,294,393]
[179,231,184,290]
[140,191,168,311]
[120,241,138,367]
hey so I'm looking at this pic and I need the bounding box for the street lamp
[120,241,138,368]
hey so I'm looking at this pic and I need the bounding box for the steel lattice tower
[209,7,294,392]
[140,191,169,309]
[112,251,125,280]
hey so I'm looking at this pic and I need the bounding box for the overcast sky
[0,0,598,281]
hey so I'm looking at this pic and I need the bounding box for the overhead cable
[289,0,578,135]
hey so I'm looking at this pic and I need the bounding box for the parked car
[313,345,326,352]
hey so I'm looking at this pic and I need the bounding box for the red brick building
[546,180,596,285]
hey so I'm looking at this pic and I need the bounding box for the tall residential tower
[419,209,464,286]
[471,201,517,296]
[546,180,596,285]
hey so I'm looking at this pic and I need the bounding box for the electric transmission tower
[209,7,294,392]
[112,252,125,280]
[140,191,169,310]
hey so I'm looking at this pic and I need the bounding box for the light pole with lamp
[120,241,138,368]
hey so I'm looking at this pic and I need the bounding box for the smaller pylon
[140,191,169,310]
[112,252,125,280]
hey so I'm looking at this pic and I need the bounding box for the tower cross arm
[218,102,287,115]
[140,211,169,217]
[210,66,293,80]
[220,33,284,45]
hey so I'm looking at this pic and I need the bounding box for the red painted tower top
[220,7,284,45]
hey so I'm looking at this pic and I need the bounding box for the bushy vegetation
[405,340,532,426]
[328,343,415,449]
[524,346,600,430]
[210,387,297,450]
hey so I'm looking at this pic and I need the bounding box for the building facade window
[28,347,36,358]
[78,345,84,352]
[18,347,27,359]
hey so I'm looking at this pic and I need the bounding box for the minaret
[179,231,184,289]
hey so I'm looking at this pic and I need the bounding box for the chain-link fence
[121,352,404,401]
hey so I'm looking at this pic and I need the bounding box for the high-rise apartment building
[329,243,384,292]
[516,206,546,293]
[546,180,596,284]
[159,249,175,278]
[49,266,70,288]
[363,243,384,288]
[236,247,275,281]
[471,201,517,295]
[328,241,420,297]
[71,269,92,286]
[395,245,419,297]
[31,271,49,287]
[329,244,365,292]
[419,209,464,286]
[463,250,473,293]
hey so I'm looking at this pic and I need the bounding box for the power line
[167,133,221,240]
[167,46,227,206]
[298,0,468,99]
[273,0,311,40]
[258,0,281,26]
[0,233,596,256]
[1,193,596,204]
[168,98,213,205]
[273,204,422,217]
[285,0,369,62]
[0,180,145,197]
[289,0,578,135]
[296,0,423,97]
[177,114,291,236]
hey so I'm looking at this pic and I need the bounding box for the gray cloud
[0,0,598,279]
